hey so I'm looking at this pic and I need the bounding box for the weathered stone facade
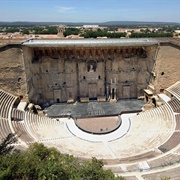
[21,39,158,104]
[150,43,180,94]
[0,45,27,97]
[0,38,179,105]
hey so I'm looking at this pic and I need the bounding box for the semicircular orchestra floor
[67,114,131,142]
[75,116,122,134]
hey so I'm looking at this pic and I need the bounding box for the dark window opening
[161,72,164,76]
[19,95,23,100]
[63,82,66,85]
[55,83,57,86]
[69,92,72,98]
[18,78,21,82]
[45,50,48,56]
[83,76,86,80]
[124,54,130,58]
[160,89,164,93]
[112,88,115,99]
[57,99,60,103]
[152,98,156,107]
[98,75,100,79]
[46,70,48,73]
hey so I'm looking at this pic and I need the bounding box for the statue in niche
[89,64,94,72]
[87,60,96,72]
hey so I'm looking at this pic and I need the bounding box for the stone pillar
[106,86,109,99]
[110,88,113,99]
[111,78,113,84]
[114,77,116,84]
[114,88,117,99]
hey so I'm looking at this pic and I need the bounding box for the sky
[0,0,180,23]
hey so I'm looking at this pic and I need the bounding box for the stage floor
[44,99,145,118]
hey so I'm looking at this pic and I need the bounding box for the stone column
[106,86,109,99]
[111,78,113,84]
[114,88,117,99]
[110,88,113,99]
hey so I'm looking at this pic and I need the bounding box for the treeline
[29,26,58,34]
[63,28,80,37]
[1,26,175,38]
[3,27,20,33]
[130,32,173,38]
[80,29,126,38]
[2,26,58,34]
[0,142,124,180]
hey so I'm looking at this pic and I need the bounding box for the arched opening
[112,88,115,99]
[87,60,97,72]
[19,95,23,100]
[18,78,21,82]
[152,98,156,107]
[160,88,164,93]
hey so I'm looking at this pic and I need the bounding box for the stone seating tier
[166,81,180,101]
[11,108,25,121]
[0,89,17,119]
[158,132,180,152]
[0,117,11,141]
[175,114,180,130]
[11,120,34,143]
[147,152,180,168]
[142,166,180,180]
[123,176,138,180]
[168,98,180,113]
[0,88,180,179]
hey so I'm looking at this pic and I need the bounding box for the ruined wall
[0,46,27,98]
[106,45,158,99]
[22,45,158,103]
[151,44,180,94]
[0,43,159,104]
[22,46,35,101]
[78,59,105,99]
[0,39,27,46]
[23,47,79,104]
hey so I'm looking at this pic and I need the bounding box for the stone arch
[87,60,97,72]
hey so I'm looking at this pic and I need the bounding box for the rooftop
[22,38,159,47]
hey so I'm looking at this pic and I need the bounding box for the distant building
[83,25,99,29]
[175,30,180,34]
[57,25,66,37]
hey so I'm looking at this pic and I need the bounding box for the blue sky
[0,0,180,22]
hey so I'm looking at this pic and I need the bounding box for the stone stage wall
[0,38,180,104]
[22,45,157,104]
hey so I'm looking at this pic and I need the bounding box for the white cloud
[56,6,76,13]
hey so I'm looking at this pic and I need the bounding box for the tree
[0,133,17,156]
[22,29,29,34]
[63,28,80,37]
[0,143,125,180]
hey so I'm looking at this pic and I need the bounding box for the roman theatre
[0,38,180,179]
